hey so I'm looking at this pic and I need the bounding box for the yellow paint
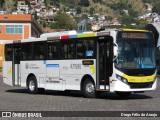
[8,67,12,74]
[2,44,5,61]
[123,74,156,83]
[89,65,95,74]
[120,28,148,32]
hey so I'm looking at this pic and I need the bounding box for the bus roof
[47,31,110,40]
[120,28,148,32]
[21,37,46,43]
[4,29,150,44]
[40,30,77,38]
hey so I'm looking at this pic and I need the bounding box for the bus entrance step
[96,89,109,92]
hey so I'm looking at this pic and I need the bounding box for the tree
[76,6,82,14]
[86,23,91,31]
[0,0,5,7]
[120,8,138,25]
[44,0,51,11]
[25,0,30,7]
[40,21,47,28]
[152,2,160,13]
[121,14,133,25]
[105,16,112,20]
[0,0,5,10]
[93,0,102,3]
[50,12,77,30]
[80,0,89,7]
[34,11,38,20]
[90,7,95,16]
[137,19,148,29]
[128,8,138,18]
[5,0,16,13]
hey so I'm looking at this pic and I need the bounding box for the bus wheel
[83,79,96,98]
[116,92,131,98]
[27,76,38,94]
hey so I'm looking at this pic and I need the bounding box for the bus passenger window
[47,42,58,59]
[21,43,32,60]
[61,41,74,59]
[33,42,46,60]
[76,41,84,58]
[76,39,94,59]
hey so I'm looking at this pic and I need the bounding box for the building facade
[0,14,43,67]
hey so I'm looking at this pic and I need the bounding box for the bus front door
[12,45,21,86]
[96,37,113,90]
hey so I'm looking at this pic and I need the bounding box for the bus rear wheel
[83,79,96,98]
[116,92,131,98]
[27,76,38,94]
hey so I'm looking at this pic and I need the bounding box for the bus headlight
[116,74,128,85]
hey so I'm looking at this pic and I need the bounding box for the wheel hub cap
[29,80,35,91]
[86,83,94,93]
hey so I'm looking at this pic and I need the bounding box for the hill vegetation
[56,0,147,15]
[1,0,160,30]
[51,0,153,29]
[42,0,160,30]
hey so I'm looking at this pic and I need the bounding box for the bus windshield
[115,32,155,69]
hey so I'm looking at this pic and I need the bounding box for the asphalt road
[0,76,160,120]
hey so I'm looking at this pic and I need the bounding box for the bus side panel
[45,59,96,91]
[19,59,96,91]
[20,61,46,88]
[60,59,96,91]
[45,60,60,90]
[3,61,13,86]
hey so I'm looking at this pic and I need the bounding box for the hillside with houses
[0,0,160,31]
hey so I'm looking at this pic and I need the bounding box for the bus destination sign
[121,32,148,39]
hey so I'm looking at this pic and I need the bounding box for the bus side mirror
[113,44,118,61]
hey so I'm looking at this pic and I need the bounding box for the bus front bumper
[112,78,157,92]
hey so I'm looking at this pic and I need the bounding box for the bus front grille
[129,82,153,89]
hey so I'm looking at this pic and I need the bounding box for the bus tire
[116,92,131,98]
[83,79,96,98]
[27,76,38,94]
